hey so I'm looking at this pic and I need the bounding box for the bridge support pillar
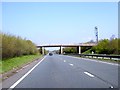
[78,46,81,54]
[60,46,63,54]
[42,47,45,55]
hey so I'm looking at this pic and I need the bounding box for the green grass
[0,60,2,74]
[0,54,42,74]
[82,49,91,54]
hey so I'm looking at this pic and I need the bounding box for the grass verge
[0,54,42,74]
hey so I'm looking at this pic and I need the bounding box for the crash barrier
[64,53,120,60]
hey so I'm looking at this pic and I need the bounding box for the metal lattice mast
[95,26,98,43]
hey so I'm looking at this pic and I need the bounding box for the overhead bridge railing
[64,53,120,60]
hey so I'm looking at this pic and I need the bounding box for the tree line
[62,38,120,55]
[90,38,120,54]
[62,47,91,54]
[2,33,39,59]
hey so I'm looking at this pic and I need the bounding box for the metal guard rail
[64,53,120,59]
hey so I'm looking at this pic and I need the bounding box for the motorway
[2,54,119,88]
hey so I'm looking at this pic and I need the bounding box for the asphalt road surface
[3,54,119,88]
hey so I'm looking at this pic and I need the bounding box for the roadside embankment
[0,55,43,81]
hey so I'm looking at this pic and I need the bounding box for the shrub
[91,38,120,55]
[2,33,39,59]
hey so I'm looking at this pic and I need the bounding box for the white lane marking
[69,63,73,66]
[64,60,66,62]
[110,86,114,88]
[84,72,94,78]
[64,55,119,66]
[81,58,118,66]
[9,56,47,89]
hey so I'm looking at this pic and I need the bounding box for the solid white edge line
[64,55,119,66]
[84,72,94,78]
[9,56,47,89]
[69,63,73,66]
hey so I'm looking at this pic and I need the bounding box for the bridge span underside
[37,44,96,55]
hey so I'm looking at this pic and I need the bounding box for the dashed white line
[84,72,94,78]
[64,55,118,66]
[9,56,46,89]
[64,60,66,62]
[69,64,74,66]
[110,86,114,88]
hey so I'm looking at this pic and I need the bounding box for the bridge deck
[37,43,97,48]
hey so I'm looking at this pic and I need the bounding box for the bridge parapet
[36,43,97,55]
[37,43,97,47]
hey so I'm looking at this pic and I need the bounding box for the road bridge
[37,43,97,55]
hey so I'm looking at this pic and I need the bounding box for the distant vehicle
[49,52,53,56]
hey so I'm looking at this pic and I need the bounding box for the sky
[2,2,118,48]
